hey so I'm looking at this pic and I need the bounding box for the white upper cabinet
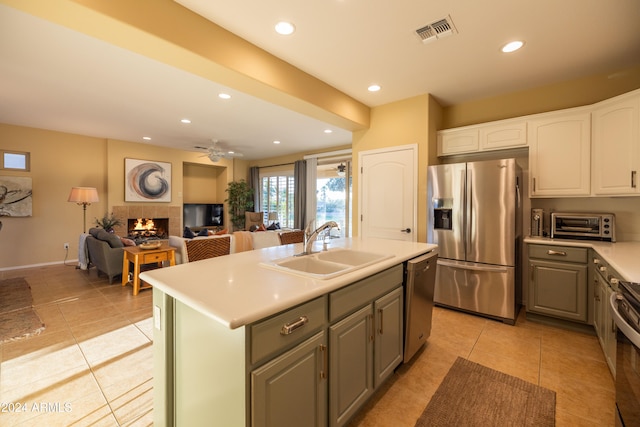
[437,127,479,156]
[592,90,640,196]
[437,119,526,156]
[528,108,591,197]
[479,120,527,151]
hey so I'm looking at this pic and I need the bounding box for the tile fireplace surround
[111,205,181,239]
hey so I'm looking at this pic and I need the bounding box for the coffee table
[122,244,176,295]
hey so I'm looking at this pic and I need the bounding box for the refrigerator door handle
[437,259,509,273]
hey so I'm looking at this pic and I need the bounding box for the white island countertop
[524,237,640,282]
[140,238,437,329]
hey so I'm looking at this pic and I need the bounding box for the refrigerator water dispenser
[432,198,453,230]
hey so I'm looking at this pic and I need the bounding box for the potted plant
[95,212,123,233]
[225,180,254,231]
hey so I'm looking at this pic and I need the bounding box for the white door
[359,145,417,241]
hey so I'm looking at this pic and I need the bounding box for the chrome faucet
[302,221,340,255]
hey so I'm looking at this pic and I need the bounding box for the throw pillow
[258,223,267,232]
[88,227,101,238]
[120,237,136,247]
[215,229,228,235]
[197,228,209,236]
[183,226,195,239]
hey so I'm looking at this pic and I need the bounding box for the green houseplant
[225,180,254,231]
[95,212,123,232]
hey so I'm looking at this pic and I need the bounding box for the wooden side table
[122,244,176,295]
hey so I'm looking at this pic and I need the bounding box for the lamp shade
[68,187,99,204]
[268,212,278,221]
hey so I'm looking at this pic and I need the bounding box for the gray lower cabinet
[251,331,327,427]
[153,264,404,427]
[328,266,403,427]
[528,244,588,322]
[592,252,618,376]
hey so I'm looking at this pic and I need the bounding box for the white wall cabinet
[437,127,479,156]
[437,118,526,156]
[528,108,591,197]
[592,90,640,195]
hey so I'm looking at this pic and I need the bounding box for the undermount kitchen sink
[261,249,393,279]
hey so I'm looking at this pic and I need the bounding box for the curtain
[304,157,317,230]
[294,160,307,230]
[249,166,260,211]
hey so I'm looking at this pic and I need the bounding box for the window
[316,160,352,238]
[260,173,295,229]
[1,150,30,171]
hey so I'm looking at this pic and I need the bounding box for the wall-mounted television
[183,203,224,228]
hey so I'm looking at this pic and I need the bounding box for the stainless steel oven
[551,212,616,242]
[611,282,640,426]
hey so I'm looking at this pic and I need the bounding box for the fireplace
[127,217,169,243]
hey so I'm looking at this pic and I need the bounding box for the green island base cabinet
[153,265,404,427]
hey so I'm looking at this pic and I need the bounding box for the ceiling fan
[196,139,244,163]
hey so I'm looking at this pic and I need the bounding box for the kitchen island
[140,237,436,427]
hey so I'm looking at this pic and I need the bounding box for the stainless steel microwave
[551,212,616,242]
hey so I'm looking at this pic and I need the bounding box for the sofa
[86,227,125,284]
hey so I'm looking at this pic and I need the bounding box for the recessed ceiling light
[218,93,231,99]
[142,136,151,141]
[273,140,281,144]
[324,129,333,134]
[275,21,295,35]
[181,118,191,124]
[368,84,381,92]
[501,40,524,53]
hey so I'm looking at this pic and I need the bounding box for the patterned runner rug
[415,357,555,426]
[0,277,45,343]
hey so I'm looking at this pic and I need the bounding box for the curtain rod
[257,162,295,169]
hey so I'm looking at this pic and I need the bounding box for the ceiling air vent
[416,15,456,44]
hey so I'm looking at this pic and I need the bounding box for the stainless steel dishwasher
[403,250,438,363]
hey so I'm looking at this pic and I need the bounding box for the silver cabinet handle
[280,316,308,335]
[378,308,384,335]
[547,250,566,256]
[632,171,637,188]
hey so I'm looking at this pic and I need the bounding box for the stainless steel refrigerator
[427,158,521,324]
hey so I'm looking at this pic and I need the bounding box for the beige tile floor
[1,264,615,426]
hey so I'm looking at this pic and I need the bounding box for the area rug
[415,357,555,427]
[0,277,45,343]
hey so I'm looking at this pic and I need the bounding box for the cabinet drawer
[330,265,403,322]
[143,251,168,264]
[250,296,327,365]
[528,244,587,263]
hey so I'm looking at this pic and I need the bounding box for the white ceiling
[1,1,639,161]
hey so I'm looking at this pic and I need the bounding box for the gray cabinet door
[374,287,403,388]
[329,305,373,427]
[252,331,327,427]
[529,259,588,322]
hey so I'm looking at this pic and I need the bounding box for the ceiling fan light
[337,163,346,177]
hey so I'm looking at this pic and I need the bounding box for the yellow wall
[183,163,226,203]
[442,64,640,128]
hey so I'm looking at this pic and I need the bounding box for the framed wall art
[0,176,33,217]
[124,158,171,202]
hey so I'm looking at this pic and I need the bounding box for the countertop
[139,238,437,329]
[525,237,640,282]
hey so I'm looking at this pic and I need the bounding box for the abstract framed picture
[124,158,171,202]
[0,176,33,217]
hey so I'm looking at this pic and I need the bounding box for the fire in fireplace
[127,218,169,242]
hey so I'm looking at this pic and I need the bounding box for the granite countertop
[140,237,437,329]
[524,237,640,282]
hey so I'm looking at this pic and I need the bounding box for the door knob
[401,228,411,233]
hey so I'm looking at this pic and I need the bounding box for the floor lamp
[68,187,99,233]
